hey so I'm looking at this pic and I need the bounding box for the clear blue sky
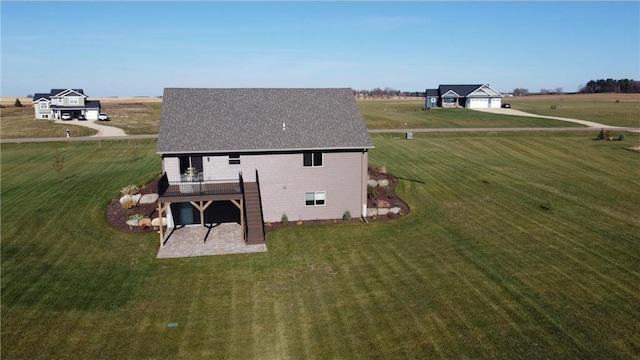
[2,1,639,97]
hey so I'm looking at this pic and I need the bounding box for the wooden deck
[157,173,266,245]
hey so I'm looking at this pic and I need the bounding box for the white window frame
[68,97,79,105]
[305,191,326,206]
[229,154,240,165]
[39,102,49,109]
[303,151,323,167]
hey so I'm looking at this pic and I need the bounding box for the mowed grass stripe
[2,136,639,358]
[370,134,640,356]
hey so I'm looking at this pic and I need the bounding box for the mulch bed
[106,168,410,233]
[105,173,162,233]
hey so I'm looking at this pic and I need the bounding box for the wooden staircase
[243,182,265,245]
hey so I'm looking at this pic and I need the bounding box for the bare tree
[513,88,529,96]
[555,87,563,95]
[53,149,64,183]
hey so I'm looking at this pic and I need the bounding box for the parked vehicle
[77,114,86,120]
[98,113,109,121]
[61,113,71,120]
[501,103,511,108]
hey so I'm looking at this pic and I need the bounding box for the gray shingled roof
[33,93,50,101]
[438,85,482,97]
[157,88,374,154]
[85,100,101,109]
[50,89,85,96]
[425,89,439,97]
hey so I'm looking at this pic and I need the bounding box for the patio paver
[156,223,267,259]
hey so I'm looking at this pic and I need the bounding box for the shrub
[121,198,138,209]
[597,129,605,140]
[129,213,146,220]
[343,210,352,221]
[281,213,288,225]
[367,185,378,200]
[617,133,625,141]
[121,184,140,196]
[14,98,23,107]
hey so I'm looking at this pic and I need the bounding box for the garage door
[86,109,99,120]
[468,98,489,108]
[490,98,501,108]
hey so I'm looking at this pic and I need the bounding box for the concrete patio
[156,223,267,259]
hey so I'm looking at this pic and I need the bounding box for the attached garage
[85,109,99,120]
[467,98,489,108]
[490,98,502,108]
[85,100,102,120]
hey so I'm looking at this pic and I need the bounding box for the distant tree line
[352,88,425,99]
[579,79,640,93]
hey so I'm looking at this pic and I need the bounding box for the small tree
[597,128,606,140]
[281,213,288,225]
[53,149,64,183]
[14,98,23,107]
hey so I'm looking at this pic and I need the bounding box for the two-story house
[156,88,374,246]
[32,88,102,120]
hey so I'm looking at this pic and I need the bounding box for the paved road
[472,107,626,128]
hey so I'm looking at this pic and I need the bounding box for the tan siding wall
[164,151,368,222]
[163,157,180,182]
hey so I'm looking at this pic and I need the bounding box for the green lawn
[0,106,97,138]
[506,94,640,128]
[358,100,583,129]
[2,135,639,359]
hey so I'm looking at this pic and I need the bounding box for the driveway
[472,108,622,128]
[55,119,127,137]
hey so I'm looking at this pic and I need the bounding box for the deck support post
[157,202,170,247]
[190,200,213,242]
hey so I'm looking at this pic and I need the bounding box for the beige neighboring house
[156,88,374,245]
[32,88,102,120]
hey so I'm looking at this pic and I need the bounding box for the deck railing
[255,169,266,237]
[158,173,241,198]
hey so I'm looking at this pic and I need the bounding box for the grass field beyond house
[357,99,584,129]
[506,93,640,128]
[2,134,640,359]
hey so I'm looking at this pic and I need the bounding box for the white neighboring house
[424,84,502,109]
[32,88,102,120]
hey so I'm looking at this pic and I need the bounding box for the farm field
[3,93,639,139]
[506,93,640,128]
[2,133,639,359]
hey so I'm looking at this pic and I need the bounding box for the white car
[61,113,71,120]
[98,113,109,121]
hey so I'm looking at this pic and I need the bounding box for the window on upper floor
[69,97,79,105]
[305,191,326,206]
[39,102,49,109]
[303,151,323,167]
[229,154,240,165]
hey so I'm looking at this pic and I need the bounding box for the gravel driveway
[55,119,127,136]
[472,108,622,128]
